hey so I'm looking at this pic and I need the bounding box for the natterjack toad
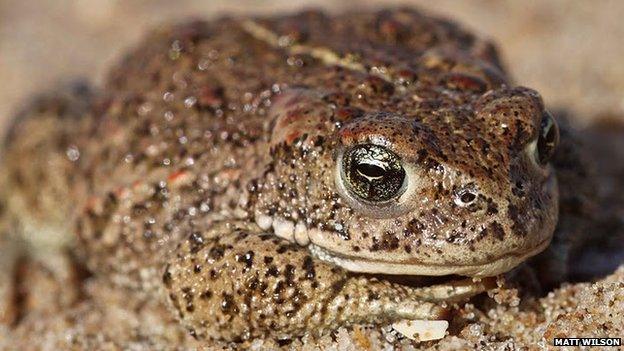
[1,8,566,344]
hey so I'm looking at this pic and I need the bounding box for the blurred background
[1,0,623,130]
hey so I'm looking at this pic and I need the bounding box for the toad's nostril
[460,192,476,203]
[454,188,478,207]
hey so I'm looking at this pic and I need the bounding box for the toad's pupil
[356,162,386,180]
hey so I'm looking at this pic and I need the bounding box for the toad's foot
[164,221,493,342]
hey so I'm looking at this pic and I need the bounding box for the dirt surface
[1,1,623,350]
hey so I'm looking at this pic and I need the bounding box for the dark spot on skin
[181,287,193,300]
[507,204,527,236]
[444,72,487,92]
[266,265,279,277]
[490,222,505,241]
[249,277,259,291]
[208,245,225,261]
[169,293,179,309]
[181,287,194,312]
[446,230,466,243]
[284,264,296,286]
[221,293,235,313]
[302,256,316,279]
[162,266,172,287]
[366,75,395,95]
[336,107,364,121]
[313,136,325,147]
[370,241,380,251]
[377,232,400,251]
[200,290,212,300]
[415,149,428,163]
[259,282,269,295]
[264,256,274,264]
[427,159,444,172]
[197,85,224,109]
[276,245,289,254]
[405,219,426,236]
[508,204,519,222]
[330,279,346,293]
[193,264,202,273]
[368,291,380,301]
[396,68,418,85]
[188,232,205,254]
[486,200,499,215]
[277,339,293,347]
[236,250,255,269]
[512,181,526,197]
[235,231,249,241]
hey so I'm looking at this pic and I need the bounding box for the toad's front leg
[164,222,491,343]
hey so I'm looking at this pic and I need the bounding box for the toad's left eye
[534,111,559,165]
[341,144,406,202]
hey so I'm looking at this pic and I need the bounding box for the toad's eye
[534,111,559,165]
[341,144,406,202]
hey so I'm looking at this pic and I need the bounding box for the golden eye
[535,111,559,165]
[342,144,406,202]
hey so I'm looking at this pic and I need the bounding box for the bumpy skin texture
[2,9,562,343]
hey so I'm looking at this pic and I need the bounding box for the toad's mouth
[255,213,553,278]
[308,236,551,278]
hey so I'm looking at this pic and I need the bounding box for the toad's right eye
[341,144,406,203]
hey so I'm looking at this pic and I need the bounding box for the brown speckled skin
[2,9,561,343]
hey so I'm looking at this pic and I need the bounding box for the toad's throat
[308,238,551,278]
